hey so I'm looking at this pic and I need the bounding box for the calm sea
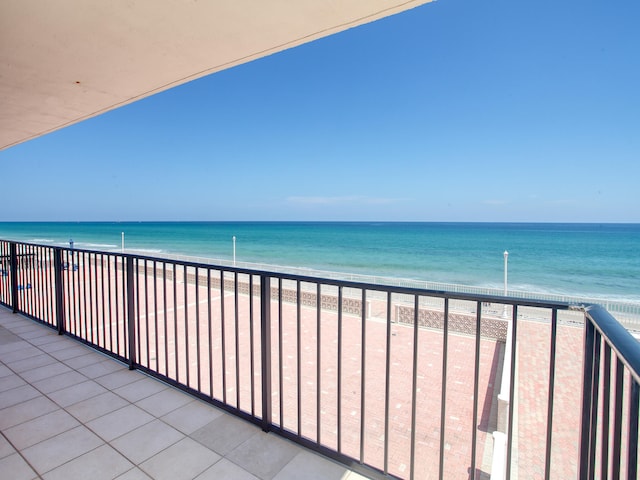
[1,222,638,303]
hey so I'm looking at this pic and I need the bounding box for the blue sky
[2,0,639,222]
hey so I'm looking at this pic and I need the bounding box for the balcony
[1,240,639,479]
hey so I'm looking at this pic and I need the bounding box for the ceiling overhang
[0,0,433,151]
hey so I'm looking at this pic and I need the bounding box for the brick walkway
[7,258,598,479]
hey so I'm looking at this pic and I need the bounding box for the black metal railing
[1,239,638,480]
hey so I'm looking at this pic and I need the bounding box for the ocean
[0,222,638,303]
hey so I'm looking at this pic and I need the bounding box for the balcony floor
[0,307,367,480]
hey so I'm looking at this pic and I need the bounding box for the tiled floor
[0,307,368,480]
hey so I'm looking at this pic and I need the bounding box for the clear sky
[2,0,639,222]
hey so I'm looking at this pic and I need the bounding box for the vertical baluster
[506,306,518,480]
[544,308,559,479]
[439,297,449,480]
[260,275,272,432]
[359,289,367,464]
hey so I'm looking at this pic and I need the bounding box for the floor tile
[227,433,300,480]
[28,333,65,346]
[66,391,129,423]
[115,467,153,479]
[111,419,184,464]
[31,370,88,394]
[0,373,26,392]
[42,444,133,480]
[0,384,40,409]
[135,386,193,417]
[0,452,38,480]
[191,414,259,456]
[113,377,167,403]
[6,353,56,373]
[48,379,107,407]
[94,369,147,391]
[1,345,43,363]
[19,328,52,340]
[272,450,349,480]
[195,458,260,480]
[86,404,154,442]
[140,437,220,480]
[79,359,126,379]
[0,433,16,459]
[20,362,71,383]
[0,339,31,355]
[37,338,77,354]
[0,395,59,430]
[4,408,79,449]
[48,345,92,361]
[160,399,223,435]
[63,351,106,369]
[0,364,12,378]
[21,425,104,475]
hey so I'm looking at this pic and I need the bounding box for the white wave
[74,242,118,248]
[126,248,164,254]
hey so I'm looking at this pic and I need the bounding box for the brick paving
[6,257,613,479]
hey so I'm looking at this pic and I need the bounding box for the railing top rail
[583,304,640,384]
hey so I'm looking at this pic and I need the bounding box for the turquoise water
[1,222,638,302]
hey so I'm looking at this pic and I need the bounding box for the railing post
[126,256,137,370]
[10,242,18,313]
[53,248,65,335]
[260,274,272,432]
[578,317,596,480]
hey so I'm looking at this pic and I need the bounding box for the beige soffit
[0,0,433,151]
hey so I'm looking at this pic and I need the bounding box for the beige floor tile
[66,391,129,423]
[0,364,12,378]
[86,404,154,442]
[0,433,16,459]
[0,373,26,392]
[21,425,104,475]
[63,351,108,369]
[6,353,56,373]
[19,328,52,340]
[140,437,220,480]
[0,384,40,409]
[4,408,79,449]
[94,369,144,390]
[111,419,184,464]
[115,467,153,480]
[42,444,133,480]
[48,345,93,361]
[191,414,259,456]
[20,362,71,383]
[0,339,32,355]
[161,399,223,435]
[31,370,88,394]
[227,433,300,480]
[0,395,59,429]
[135,386,193,417]
[195,458,260,480]
[0,452,38,480]
[1,345,43,364]
[78,359,126,379]
[272,450,349,480]
[113,377,167,403]
[28,333,64,346]
[37,338,76,354]
[48,379,108,407]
